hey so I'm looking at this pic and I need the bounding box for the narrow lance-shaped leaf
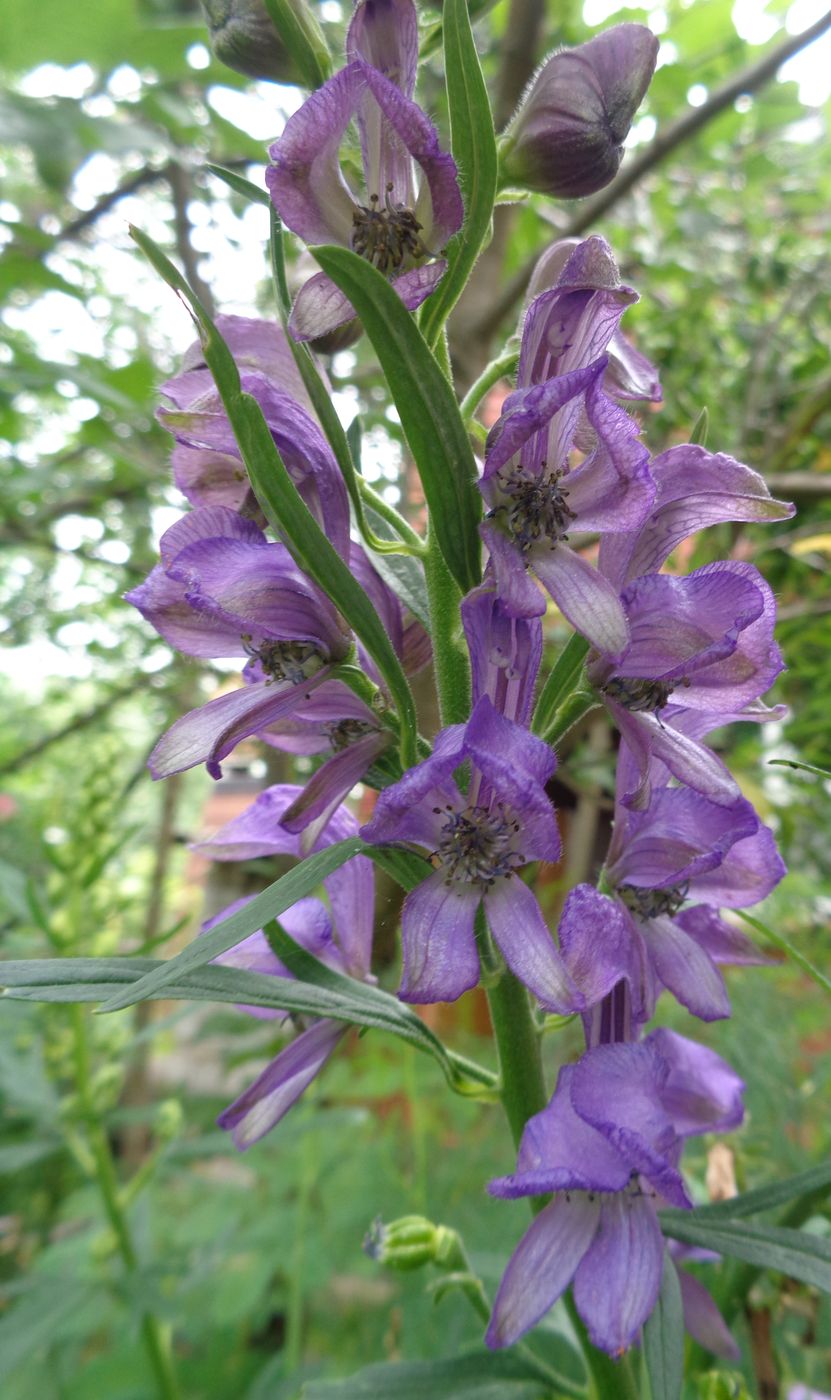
[688,1160,831,1221]
[643,1251,684,1400]
[312,244,482,595]
[659,1213,831,1294]
[130,226,418,768]
[418,0,499,349]
[271,214,424,561]
[95,836,365,1011]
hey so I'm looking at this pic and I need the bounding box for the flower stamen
[351,183,427,274]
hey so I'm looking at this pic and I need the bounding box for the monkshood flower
[197,789,374,1148]
[361,695,576,1008]
[159,316,349,557]
[599,441,795,588]
[461,576,542,726]
[266,0,463,341]
[481,361,654,651]
[487,1032,744,1355]
[525,237,661,404]
[587,560,784,807]
[501,25,658,199]
[126,507,350,780]
[557,776,784,1025]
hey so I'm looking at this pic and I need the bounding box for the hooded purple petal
[346,0,419,98]
[639,913,731,1022]
[557,884,637,1011]
[646,1028,744,1137]
[267,64,364,245]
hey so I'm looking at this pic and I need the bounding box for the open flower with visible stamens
[556,760,784,1024]
[587,560,784,807]
[480,240,655,649]
[266,0,463,342]
[486,1033,743,1356]
[126,506,350,779]
[361,696,575,1008]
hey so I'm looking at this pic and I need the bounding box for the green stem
[424,527,471,727]
[71,1006,179,1400]
[541,692,599,751]
[459,349,519,423]
[357,477,426,554]
[486,970,546,1147]
[285,1122,316,1372]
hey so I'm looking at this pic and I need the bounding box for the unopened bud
[501,24,658,199]
[200,0,300,83]
[363,1216,456,1271]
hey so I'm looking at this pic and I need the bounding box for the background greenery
[1,0,829,1395]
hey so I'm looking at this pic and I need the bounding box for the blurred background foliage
[1,0,830,1395]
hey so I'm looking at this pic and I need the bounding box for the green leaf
[659,1213,831,1292]
[262,0,332,90]
[311,245,482,595]
[301,1349,551,1399]
[418,0,499,349]
[532,635,591,738]
[205,163,270,206]
[643,1252,684,1400]
[130,225,418,767]
[768,758,831,778]
[736,909,831,998]
[95,836,366,1010]
[362,504,431,627]
[688,1160,831,1221]
[3,953,496,1096]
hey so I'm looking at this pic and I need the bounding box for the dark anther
[601,676,675,713]
[351,185,427,275]
[617,881,689,920]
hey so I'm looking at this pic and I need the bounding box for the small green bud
[363,1216,458,1272]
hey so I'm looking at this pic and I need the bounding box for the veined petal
[486,1196,600,1349]
[486,877,578,1012]
[346,0,419,98]
[483,360,606,480]
[532,543,629,656]
[512,1064,635,1192]
[462,579,543,727]
[674,905,773,966]
[267,64,365,245]
[600,444,796,587]
[149,668,333,780]
[398,871,481,1003]
[573,1193,664,1354]
[639,913,731,1022]
[281,730,390,853]
[689,819,786,908]
[557,884,636,1007]
[218,1020,345,1149]
[609,703,741,810]
[609,788,760,890]
[480,523,547,619]
[616,567,764,682]
[289,271,359,343]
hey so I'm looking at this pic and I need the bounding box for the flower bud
[200,0,300,83]
[501,24,658,199]
[363,1216,456,1271]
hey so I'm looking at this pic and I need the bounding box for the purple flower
[501,25,658,199]
[159,316,349,556]
[525,238,661,404]
[126,507,350,779]
[480,240,655,647]
[558,773,784,1025]
[266,0,463,342]
[360,696,575,1009]
[587,560,784,807]
[197,788,374,1147]
[599,442,795,588]
[481,366,653,649]
[487,1032,743,1355]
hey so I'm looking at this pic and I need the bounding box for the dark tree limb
[494,0,546,130]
